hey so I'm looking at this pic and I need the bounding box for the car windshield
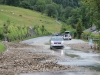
[51,36,63,41]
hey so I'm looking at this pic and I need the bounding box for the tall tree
[76,19,83,39]
[46,4,58,18]
[57,4,63,20]
[83,0,100,29]
[3,0,20,6]
[34,0,46,13]
[45,0,52,4]
[19,0,31,9]
[67,8,79,28]
[79,6,91,28]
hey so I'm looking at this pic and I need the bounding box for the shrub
[0,42,6,52]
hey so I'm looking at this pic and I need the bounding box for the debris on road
[0,42,74,75]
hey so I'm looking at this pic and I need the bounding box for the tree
[45,0,52,4]
[46,4,58,18]
[76,19,83,39]
[83,0,100,29]
[2,0,20,6]
[60,24,66,33]
[41,25,45,34]
[57,4,63,20]
[0,0,4,4]
[79,6,91,28]
[53,0,79,8]
[64,6,73,19]
[19,1,31,9]
[34,0,46,13]
[67,8,79,28]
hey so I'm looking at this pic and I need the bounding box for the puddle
[89,65,100,71]
[49,48,100,68]
[57,60,99,66]
[56,49,100,67]
[64,46,71,49]
[64,49,99,59]
[65,53,80,58]
[20,71,100,75]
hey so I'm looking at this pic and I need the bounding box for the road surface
[21,36,100,75]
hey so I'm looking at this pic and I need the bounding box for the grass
[0,42,6,52]
[0,5,62,33]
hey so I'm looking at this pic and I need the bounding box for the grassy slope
[0,5,62,32]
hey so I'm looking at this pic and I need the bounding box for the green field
[0,5,62,32]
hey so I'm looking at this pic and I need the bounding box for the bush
[0,42,6,52]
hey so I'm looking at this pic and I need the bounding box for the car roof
[51,36,63,40]
[52,36,62,38]
[65,31,70,32]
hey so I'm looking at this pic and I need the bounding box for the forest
[0,0,100,30]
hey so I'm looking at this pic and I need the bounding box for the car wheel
[50,47,52,49]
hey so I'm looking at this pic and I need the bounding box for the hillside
[0,5,62,32]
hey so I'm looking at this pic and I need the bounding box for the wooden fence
[81,35,99,50]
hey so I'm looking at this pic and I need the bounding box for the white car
[50,36,64,49]
[63,34,72,40]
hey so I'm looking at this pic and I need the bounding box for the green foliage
[52,0,79,8]
[2,0,20,6]
[60,24,66,33]
[67,8,80,28]
[97,34,100,50]
[19,0,31,9]
[61,6,73,23]
[83,0,100,29]
[82,32,91,36]
[34,0,46,13]
[76,19,83,39]
[60,24,75,33]
[90,33,99,38]
[0,5,61,33]
[0,27,4,40]
[46,4,58,18]
[0,0,80,28]
[40,25,45,34]
[79,6,91,28]
[0,22,51,41]
[0,42,5,52]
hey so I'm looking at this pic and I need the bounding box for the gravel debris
[0,42,74,75]
[66,43,100,53]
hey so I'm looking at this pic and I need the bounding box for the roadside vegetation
[0,0,100,50]
[0,5,62,42]
[0,5,61,32]
[0,42,6,52]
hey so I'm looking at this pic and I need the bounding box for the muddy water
[21,36,100,75]
[58,47,100,66]
[20,48,100,75]
[49,47,100,71]
[20,71,100,75]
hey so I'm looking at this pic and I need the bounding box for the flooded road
[58,48,100,66]
[20,71,100,75]
[21,36,100,75]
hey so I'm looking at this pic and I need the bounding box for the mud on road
[0,36,100,75]
[0,42,75,75]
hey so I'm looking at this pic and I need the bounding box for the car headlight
[61,41,64,44]
[51,41,54,44]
